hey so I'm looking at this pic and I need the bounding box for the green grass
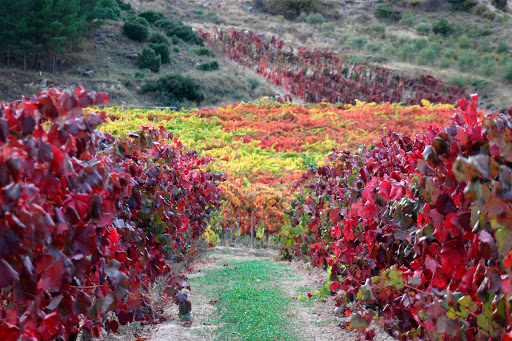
[191,260,299,340]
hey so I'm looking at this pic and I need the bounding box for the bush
[135,16,150,27]
[370,23,386,34]
[432,18,454,36]
[154,18,203,44]
[458,51,478,72]
[134,71,145,78]
[478,40,492,53]
[415,23,431,35]
[375,4,398,20]
[195,9,204,15]
[418,47,438,65]
[444,48,457,59]
[457,35,473,49]
[138,10,165,24]
[248,77,260,90]
[194,47,215,57]
[366,42,382,53]
[197,60,220,71]
[305,13,325,24]
[116,0,132,10]
[414,38,428,51]
[100,2,121,21]
[150,32,170,45]
[382,44,397,57]
[480,58,496,76]
[148,43,171,64]
[503,63,512,83]
[439,57,452,68]
[137,46,162,72]
[322,22,336,32]
[497,41,509,54]
[351,36,368,49]
[123,20,149,41]
[399,43,417,63]
[492,0,507,10]
[253,0,320,20]
[399,10,416,27]
[142,74,205,104]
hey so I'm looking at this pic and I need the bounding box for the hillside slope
[138,0,512,109]
[0,12,277,107]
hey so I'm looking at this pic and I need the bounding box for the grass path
[192,259,298,340]
[149,247,353,341]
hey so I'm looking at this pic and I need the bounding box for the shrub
[366,42,382,53]
[370,23,386,34]
[492,0,507,10]
[351,36,368,49]
[483,11,496,20]
[137,46,162,72]
[374,4,398,21]
[135,16,150,27]
[194,47,215,57]
[195,9,204,15]
[414,37,428,51]
[458,51,478,72]
[478,40,492,53]
[248,77,260,90]
[497,41,509,54]
[382,44,397,57]
[123,20,149,41]
[399,10,416,27]
[430,42,443,54]
[197,60,220,71]
[480,58,496,76]
[439,57,452,68]
[303,13,325,24]
[169,35,181,44]
[100,2,121,21]
[457,35,473,49]
[503,63,512,83]
[148,43,171,64]
[155,18,203,44]
[444,48,457,59]
[138,10,165,23]
[150,32,170,45]
[432,18,454,36]
[475,4,488,15]
[116,0,132,10]
[123,9,137,21]
[142,74,205,104]
[418,47,438,65]
[134,71,145,78]
[415,23,431,35]
[399,43,417,62]
[322,22,336,32]
[253,0,320,20]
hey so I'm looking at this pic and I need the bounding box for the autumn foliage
[199,28,465,105]
[286,95,512,339]
[0,88,221,340]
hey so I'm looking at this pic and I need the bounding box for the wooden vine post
[250,211,254,249]
[237,214,241,247]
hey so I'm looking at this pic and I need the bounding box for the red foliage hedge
[0,88,221,340]
[288,95,512,339]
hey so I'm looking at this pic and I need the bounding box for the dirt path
[143,247,394,341]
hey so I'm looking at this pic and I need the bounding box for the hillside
[0,4,277,107]
[132,0,512,110]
